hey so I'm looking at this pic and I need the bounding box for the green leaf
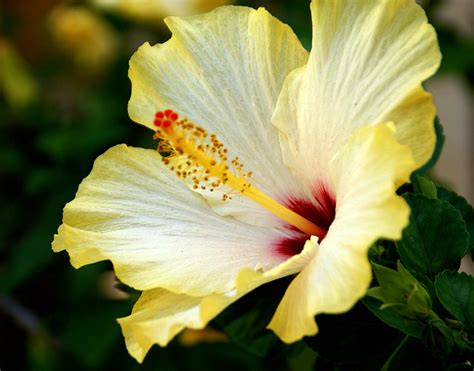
[435,271,474,331]
[412,175,437,199]
[396,194,469,279]
[437,185,474,252]
[364,262,432,338]
[363,297,426,338]
[412,117,444,177]
[367,262,432,318]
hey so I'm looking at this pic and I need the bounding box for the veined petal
[53,144,297,296]
[118,240,317,363]
[268,123,416,342]
[128,6,310,225]
[273,0,440,186]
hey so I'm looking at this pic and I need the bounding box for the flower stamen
[152,110,327,239]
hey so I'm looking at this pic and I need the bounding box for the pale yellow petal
[118,289,204,363]
[118,240,317,362]
[53,144,298,296]
[269,123,416,342]
[382,86,437,168]
[128,6,310,225]
[273,0,441,187]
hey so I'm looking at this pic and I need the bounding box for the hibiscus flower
[53,0,441,362]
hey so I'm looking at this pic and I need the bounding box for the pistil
[152,109,327,239]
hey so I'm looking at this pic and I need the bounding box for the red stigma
[154,109,179,128]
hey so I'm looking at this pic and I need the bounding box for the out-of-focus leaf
[437,30,474,73]
[0,202,23,252]
[0,223,57,293]
[396,194,469,279]
[59,302,125,367]
[0,146,28,174]
[24,168,62,195]
[28,332,60,371]
[0,192,67,293]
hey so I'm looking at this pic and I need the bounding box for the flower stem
[381,335,410,371]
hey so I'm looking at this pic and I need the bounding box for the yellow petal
[118,289,204,363]
[128,6,309,224]
[118,240,317,362]
[268,123,416,342]
[273,0,441,186]
[53,144,298,296]
[382,86,437,169]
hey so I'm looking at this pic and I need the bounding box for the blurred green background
[0,0,472,370]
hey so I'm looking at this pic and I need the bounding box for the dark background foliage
[1,0,473,370]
